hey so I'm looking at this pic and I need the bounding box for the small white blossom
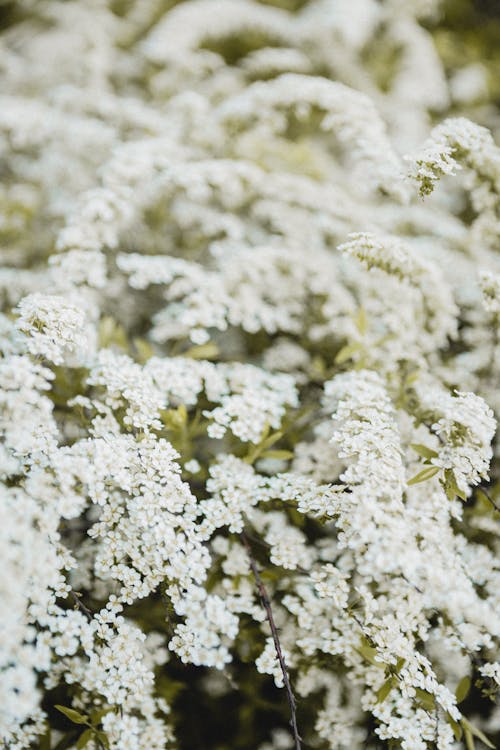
[479,662,500,686]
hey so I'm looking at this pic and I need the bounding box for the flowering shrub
[1,1,499,749]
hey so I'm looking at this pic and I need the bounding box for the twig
[401,573,424,594]
[69,590,93,620]
[241,531,302,750]
[421,420,445,445]
[479,488,500,514]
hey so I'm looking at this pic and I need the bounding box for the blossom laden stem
[241,530,302,750]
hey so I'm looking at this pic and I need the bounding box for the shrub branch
[242,530,302,750]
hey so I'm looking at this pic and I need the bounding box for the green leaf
[462,718,495,749]
[76,729,94,749]
[444,468,467,501]
[260,449,294,461]
[160,405,187,431]
[455,675,471,703]
[476,488,495,510]
[310,355,326,378]
[133,337,154,364]
[244,430,285,464]
[395,657,406,673]
[354,307,368,336]
[464,727,475,750]
[55,706,89,725]
[258,423,271,442]
[356,644,384,667]
[90,707,110,725]
[410,443,438,460]
[471,728,494,749]
[445,480,458,502]
[446,713,463,742]
[407,466,440,485]
[405,370,421,386]
[376,678,394,704]
[183,341,219,360]
[334,341,363,364]
[414,688,436,711]
[259,430,284,451]
[98,316,128,350]
[96,730,110,749]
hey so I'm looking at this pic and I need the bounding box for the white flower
[256,638,290,688]
[479,662,500,686]
[16,293,89,365]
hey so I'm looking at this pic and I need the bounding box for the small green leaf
[376,678,394,704]
[354,307,368,336]
[444,468,467,501]
[407,466,440,485]
[455,675,471,703]
[244,430,285,464]
[260,449,294,461]
[445,482,457,502]
[462,718,495,749]
[414,688,436,711]
[410,443,438,460]
[334,341,363,364]
[259,430,284,451]
[161,405,187,430]
[464,726,475,750]
[183,341,219,360]
[476,488,495,510]
[356,644,384,667]
[259,423,271,441]
[90,707,110,725]
[395,657,406,673]
[310,355,326,377]
[133,337,154,363]
[96,730,110,749]
[98,316,128,350]
[405,370,421,386]
[446,713,463,742]
[472,729,494,749]
[76,729,94,749]
[55,705,89,725]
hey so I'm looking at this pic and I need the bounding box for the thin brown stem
[479,487,500,514]
[421,420,445,445]
[241,531,302,750]
[70,590,93,620]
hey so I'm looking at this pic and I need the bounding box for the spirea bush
[1,1,500,749]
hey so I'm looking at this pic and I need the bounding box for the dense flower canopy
[0,1,499,749]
